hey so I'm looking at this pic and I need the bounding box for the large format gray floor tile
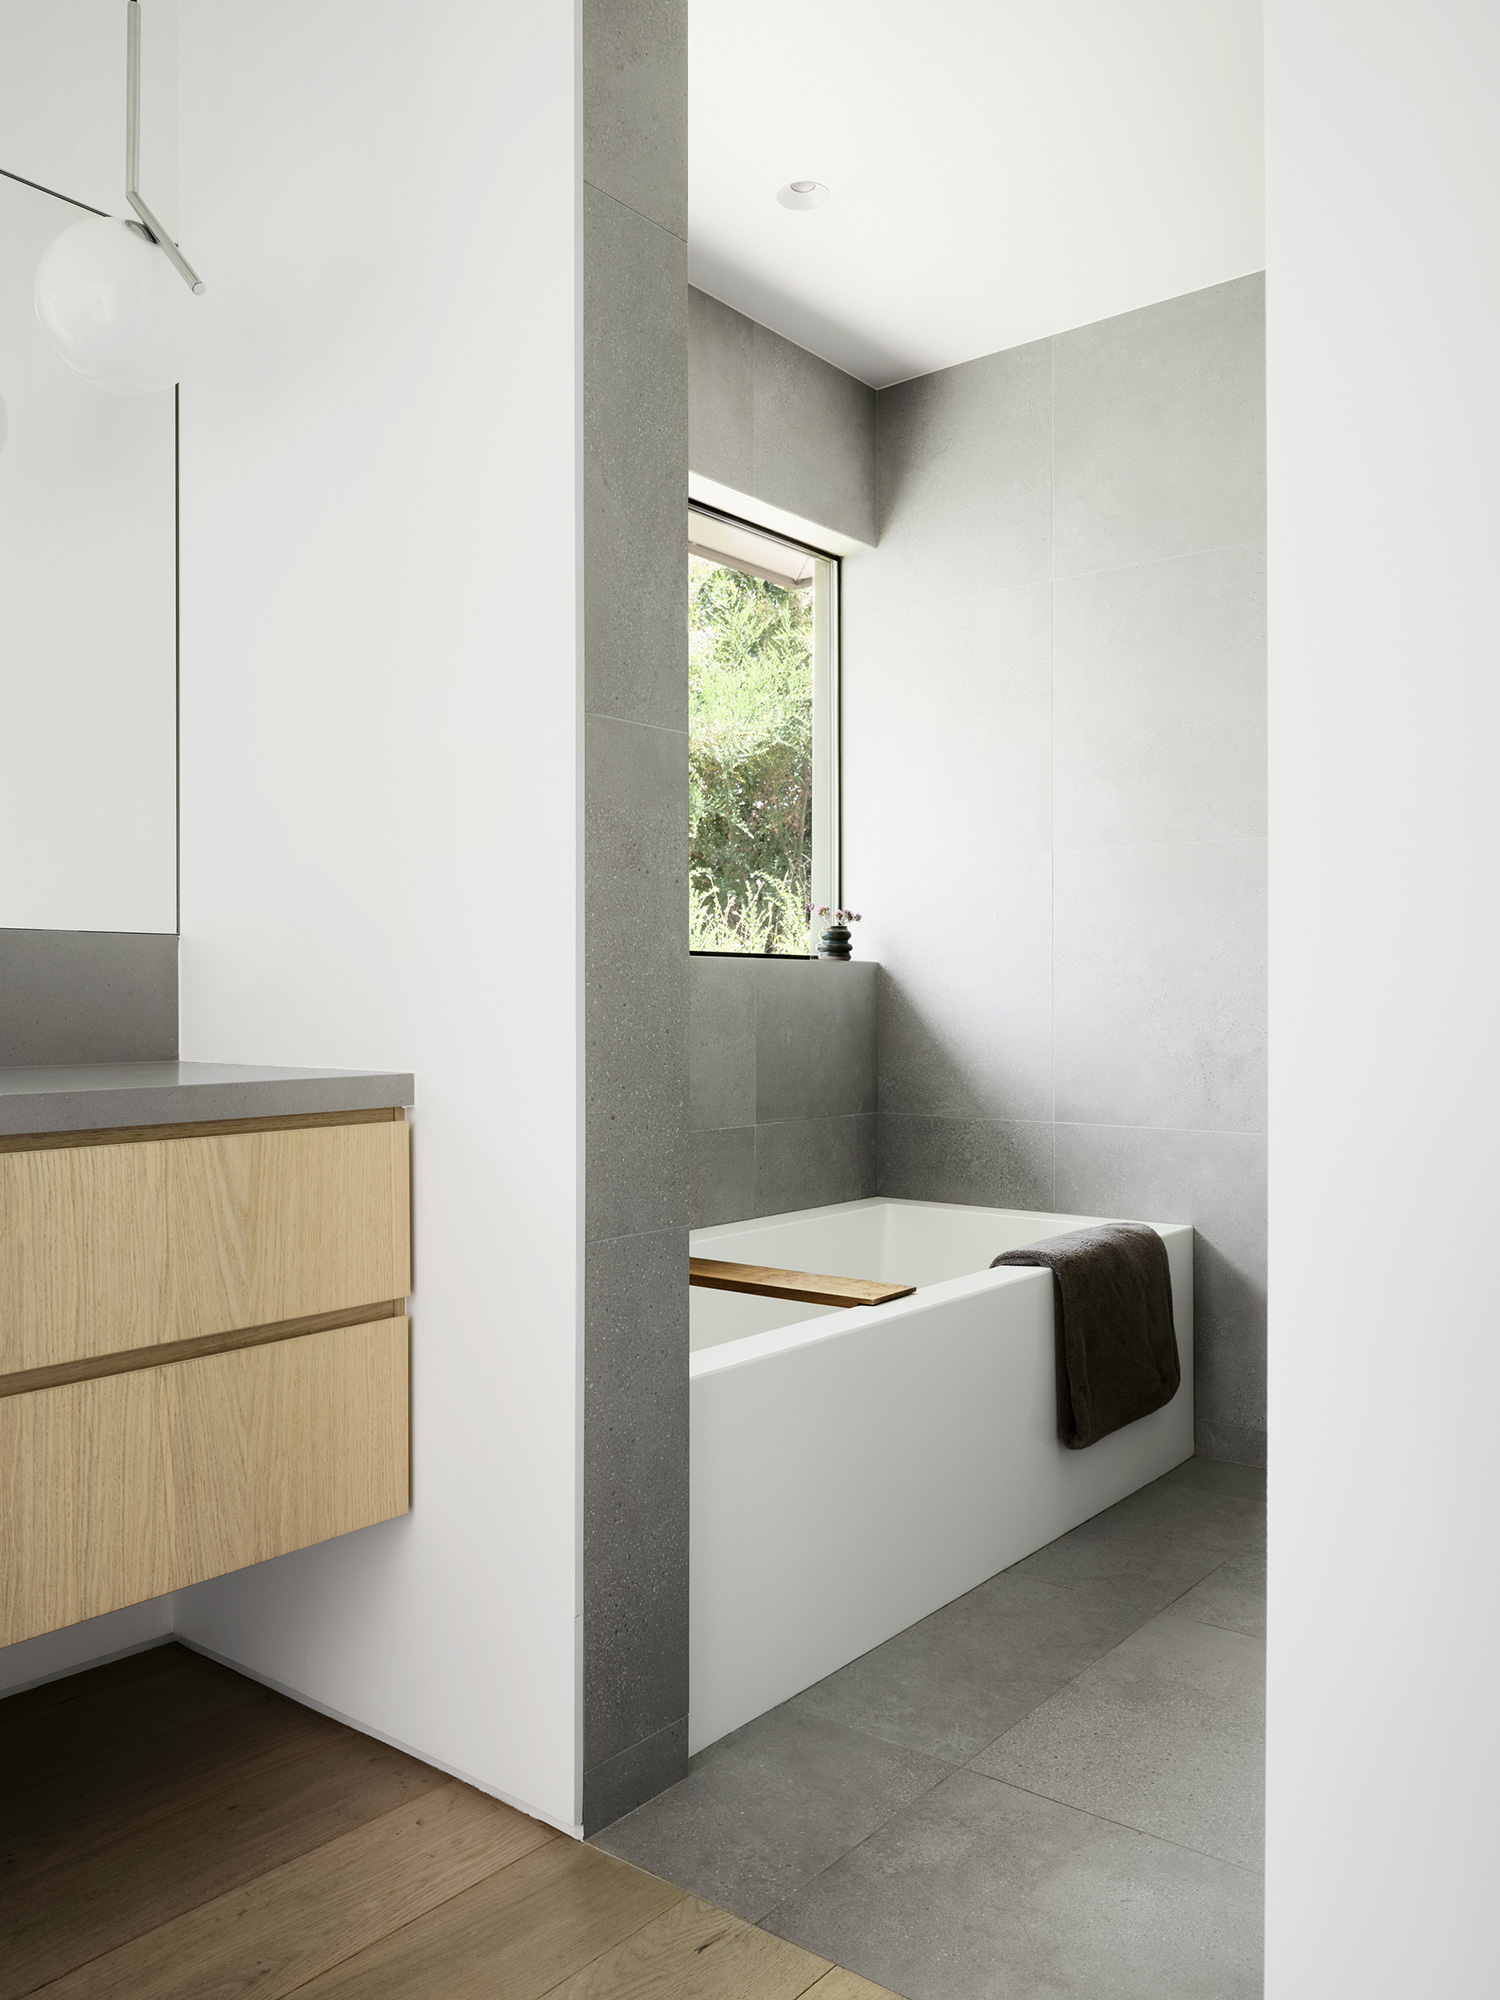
[1173,1549,1267,1640]
[1013,1469,1264,1594]
[763,1768,1263,2000]
[590,1472,1268,1994]
[972,1611,1265,1868]
[792,1568,1183,1764]
[591,1704,950,1924]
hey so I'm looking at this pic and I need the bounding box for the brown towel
[992,1222,1180,1450]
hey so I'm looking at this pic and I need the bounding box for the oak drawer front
[0,1142,171,1375]
[0,1118,411,1376]
[165,1121,411,1343]
[0,1317,409,1648]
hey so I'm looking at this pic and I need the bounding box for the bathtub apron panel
[688,1204,1193,1754]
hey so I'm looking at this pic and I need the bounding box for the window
[688,506,839,955]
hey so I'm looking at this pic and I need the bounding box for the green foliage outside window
[689,555,815,954]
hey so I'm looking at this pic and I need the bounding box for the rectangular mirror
[0,171,176,934]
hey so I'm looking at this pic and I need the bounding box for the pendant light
[34,1,204,394]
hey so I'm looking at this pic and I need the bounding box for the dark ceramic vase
[819,924,852,961]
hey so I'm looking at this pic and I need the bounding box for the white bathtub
[689,1196,1194,1754]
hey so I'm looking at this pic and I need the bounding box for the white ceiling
[689,0,1264,388]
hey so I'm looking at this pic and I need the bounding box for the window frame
[687,501,841,960]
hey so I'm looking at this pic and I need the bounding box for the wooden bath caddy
[689,1257,916,1309]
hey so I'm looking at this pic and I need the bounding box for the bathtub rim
[689,1197,1192,1381]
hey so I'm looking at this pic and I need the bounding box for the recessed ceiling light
[777,181,830,211]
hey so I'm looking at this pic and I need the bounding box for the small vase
[819,924,852,961]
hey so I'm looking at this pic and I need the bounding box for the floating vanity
[0,1062,414,1648]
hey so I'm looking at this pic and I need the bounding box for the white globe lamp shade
[34,216,195,394]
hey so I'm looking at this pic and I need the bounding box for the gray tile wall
[582,0,690,1832]
[0,929,178,1067]
[844,276,1267,1467]
[689,957,878,1227]
[689,288,877,546]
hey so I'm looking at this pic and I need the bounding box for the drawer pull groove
[0,1299,405,1398]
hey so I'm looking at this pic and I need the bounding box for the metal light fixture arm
[125,0,204,295]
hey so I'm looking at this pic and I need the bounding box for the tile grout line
[746,1111,875,1131]
[778,1475,1263,1775]
[794,1547,1250,1782]
[958,1553,1258,1772]
[755,1555,1264,1949]
[583,709,689,738]
[947,1529,1264,1852]
[752,1745,963,1940]
[1050,536,1267,588]
[1051,832,1268,854]
[587,1226,690,1251]
[955,1766,1265,1879]
[621,1480,1263,1960]
[878,1110,1266,1141]
[580,176,688,249]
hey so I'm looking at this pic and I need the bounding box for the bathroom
[0,3,1494,1997]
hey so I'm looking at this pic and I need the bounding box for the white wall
[0,0,178,226]
[170,0,582,1831]
[1265,1,1500,1988]
[0,1,177,934]
[0,175,177,934]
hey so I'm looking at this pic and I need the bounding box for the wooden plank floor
[1,1644,898,1999]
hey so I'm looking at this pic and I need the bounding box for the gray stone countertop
[0,1062,415,1137]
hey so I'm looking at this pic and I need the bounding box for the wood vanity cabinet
[0,1108,412,1647]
